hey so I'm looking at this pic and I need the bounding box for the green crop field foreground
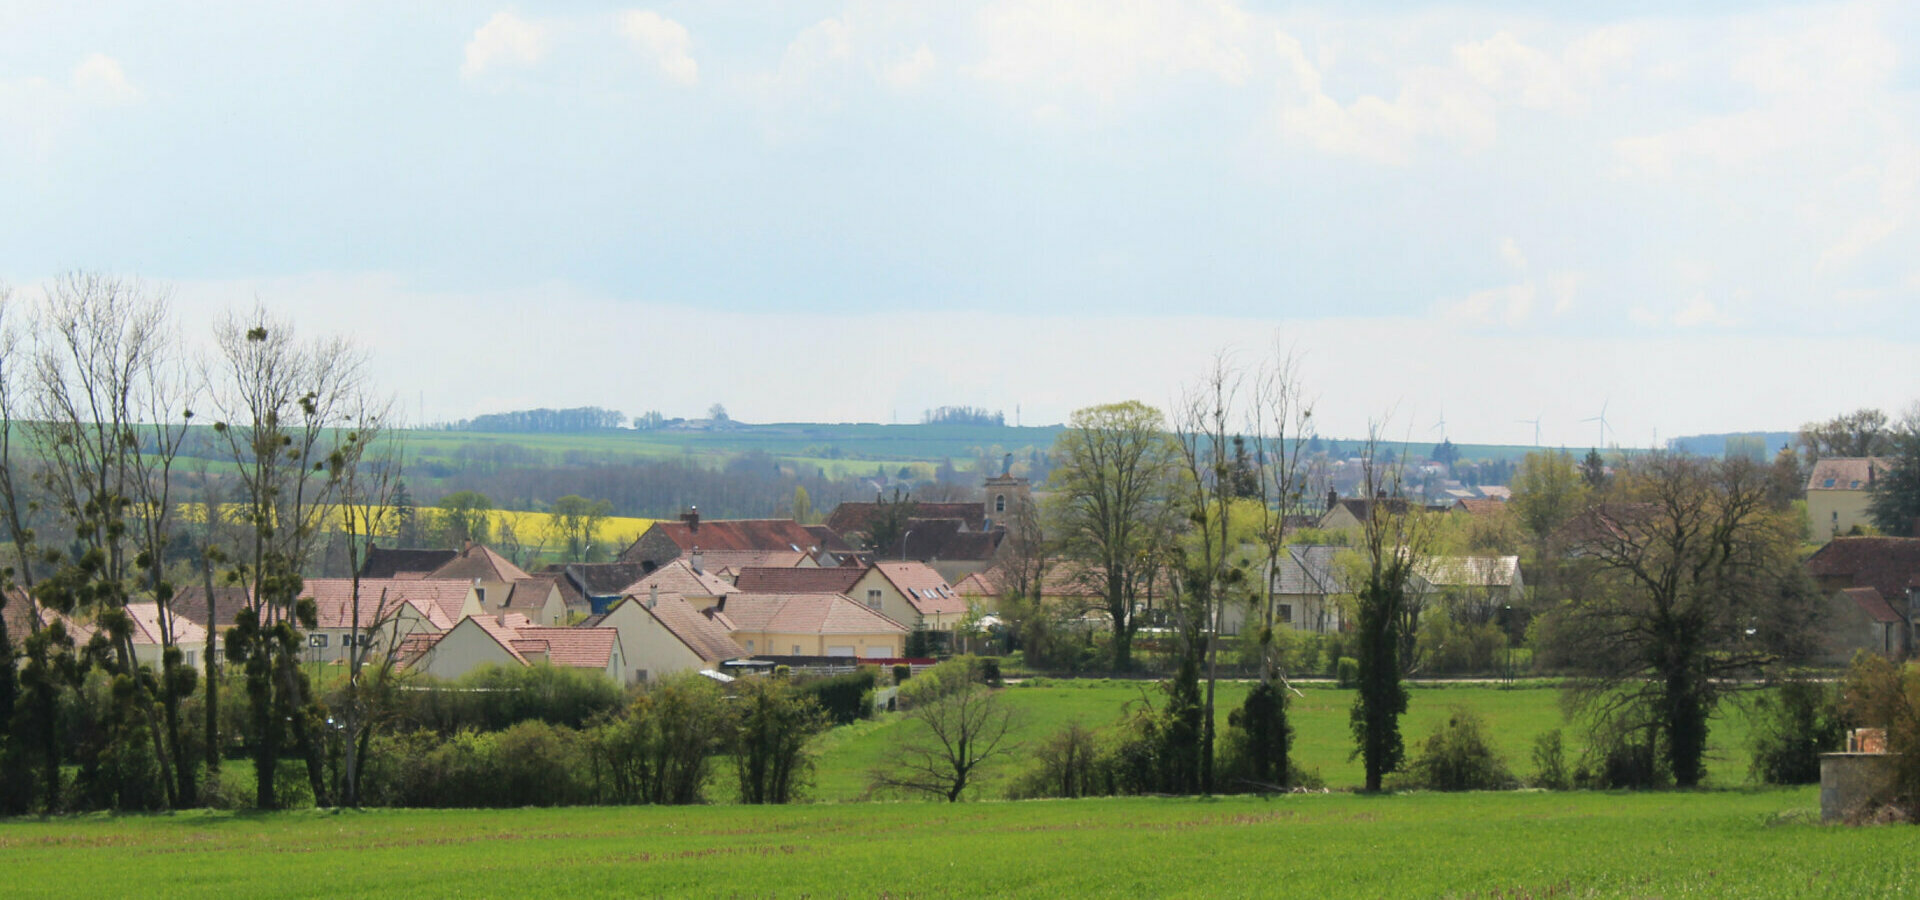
[2,790,1913,898]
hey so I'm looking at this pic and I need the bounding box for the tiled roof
[613,593,745,662]
[1416,556,1521,588]
[429,544,532,583]
[298,578,472,630]
[1806,537,1920,601]
[635,518,820,554]
[953,572,996,597]
[1840,587,1905,625]
[804,525,862,558]
[872,562,967,616]
[542,562,655,596]
[1325,497,1411,525]
[503,576,563,612]
[124,602,207,647]
[697,549,810,571]
[360,547,458,579]
[169,584,258,629]
[1554,503,1661,547]
[3,586,43,650]
[1807,457,1891,492]
[1453,499,1506,517]
[627,558,735,598]
[716,592,908,636]
[733,566,865,594]
[1273,545,1350,595]
[514,626,618,669]
[826,502,988,536]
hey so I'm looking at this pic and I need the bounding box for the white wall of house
[599,599,708,683]
[414,619,520,681]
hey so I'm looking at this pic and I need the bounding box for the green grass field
[2,789,1907,897]
[803,681,1767,801]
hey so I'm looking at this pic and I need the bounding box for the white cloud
[1497,236,1527,271]
[1631,294,1738,329]
[966,0,1261,103]
[462,12,550,78]
[619,10,699,87]
[883,45,936,91]
[71,53,139,105]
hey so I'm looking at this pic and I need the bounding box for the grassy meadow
[802,681,1767,801]
[1,789,1906,898]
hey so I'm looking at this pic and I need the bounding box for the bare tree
[1551,454,1819,787]
[207,304,368,809]
[1170,353,1244,794]
[1248,346,1316,681]
[25,273,191,808]
[871,661,1019,801]
[993,492,1062,665]
[328,393,403,806]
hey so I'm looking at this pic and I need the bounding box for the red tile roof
[297,578,473,630]
[1806,537,1920,601]
[638,518,820,554]
[694,549,810,571]
[716,592,908,636]
[628,559,736,598]
[1807,457,1891,492]
[124,602,207,647]
[513,626,619,669]
[610,593,745,662]
[733,566,865,594]
[429,543,531,583]
[1452,499,1506,516]
[1841,587,1904,624]
[872,562,968,616]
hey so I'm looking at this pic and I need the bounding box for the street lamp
[900,529,912,560]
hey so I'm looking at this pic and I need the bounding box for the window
[308,634,329,649]
[1278,604,1293,625]
[994,494,1006,513]
[1824,478,1837,488]
[745,640,755,652]
[867,589,882,608]
[792,644,802,655]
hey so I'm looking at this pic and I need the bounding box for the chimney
[690,547,704,574]
[1326,488,1338,512]
[681,507,700,532]
[648,583,658,610]
[462,539,473,555]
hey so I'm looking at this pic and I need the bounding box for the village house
[619,509,833,569]
[848,561,969,638]
[712,592,908,659]
[1806,536,1920,661]
[582,586,745,683]
[1806,457,1892,542]
[292,578,481,664]
[404,614,626,683]
[1250,544,1352,635]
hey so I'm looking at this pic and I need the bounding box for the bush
[394,664,624,734]
[1530,728,1570,790]
[1396,706,1515,791]
[1575,726,1667,789]
[799,668,878,726]
[892,664,912,685]
[731,678,825,804]
[1008,721,1108,799]
[1749,680,1845,785]
[361,722,593,808]
[979,657,1002,686]
[1219,680,1291,791]
[1335,657,1359,689]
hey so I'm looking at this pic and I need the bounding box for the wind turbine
[1431,406,1448,442]
[1580,400,1614,448]
[1516,414,1542,448]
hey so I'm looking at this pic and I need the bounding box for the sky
[2,0,1916,447]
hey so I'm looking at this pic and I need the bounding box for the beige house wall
[1809,490,1875,542]
[733,629,902,658]
[415,619,520,681]
[600,601,708,683]
[301,606,444,666]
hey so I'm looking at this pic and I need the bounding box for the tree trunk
[202,558,221,777]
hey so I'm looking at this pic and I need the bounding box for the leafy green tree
[1797,408,1893,462]
[548,495,613,563]
[435,491,493,547]
[1869,409,1920,536]
[1050,401,1179,670]
[1431,438,1458,468]
[1511,450,1589,547]
[790,485,812,525]
[730,677,825,804]
[1580,449,1608,489]
[392,480,427,547]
